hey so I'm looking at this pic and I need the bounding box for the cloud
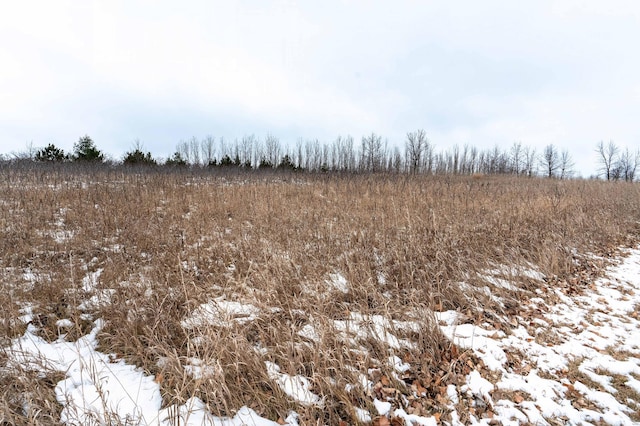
[1,1,639,175]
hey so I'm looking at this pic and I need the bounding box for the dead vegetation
[1,165,640,424]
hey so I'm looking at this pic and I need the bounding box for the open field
[1,165,640,425]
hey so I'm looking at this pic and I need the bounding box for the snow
[181,297,261,328]
[437,248,640,425]
[374,398,392,415]
[265,361,323,406]
[440,323,508,370]
[6,320,296,425]
[157,400,292,426]
[5,246,640,424]
[354,406,372,422]
[333,312,418,350]
[327,272,349,293]
[465,370,495,402]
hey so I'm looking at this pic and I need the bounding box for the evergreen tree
[123,149,156,165]
[35,143,67,162]
[219,154,234,166]
[165,152,187,166]
[277,154,296,171]
[73,135,103,162]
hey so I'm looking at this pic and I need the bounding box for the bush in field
[277,154,296,171]
[164,152,187,166]
[35,143,67,162]
[73,135,104,162]
[258,157,273,169]
[123,148,157,166]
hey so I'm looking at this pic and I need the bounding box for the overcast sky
[2,1,639,176]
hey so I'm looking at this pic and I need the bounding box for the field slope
[1,167,640,424]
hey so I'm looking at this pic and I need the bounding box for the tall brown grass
[2,165,640,424]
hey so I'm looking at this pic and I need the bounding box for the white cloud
[1,1,639,175]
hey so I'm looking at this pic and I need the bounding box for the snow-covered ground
[5,248,640,425]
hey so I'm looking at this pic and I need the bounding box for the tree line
[5,132,639,181]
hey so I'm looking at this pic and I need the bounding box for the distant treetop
[73,135,104,162]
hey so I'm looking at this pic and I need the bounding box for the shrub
[123,149,157,166]
[165,152,187,166]
[35,144,67,162]
[72,135,103,162]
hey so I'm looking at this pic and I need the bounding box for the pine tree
[35,143,67,162]
[73,135,104,162]
[123,149,156,165]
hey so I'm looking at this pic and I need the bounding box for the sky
[1,1,639,176]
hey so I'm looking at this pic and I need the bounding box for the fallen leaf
[372,416,391,426]
[412,380,427,395]
[390,417,404,426]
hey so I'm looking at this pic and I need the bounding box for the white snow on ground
[6,320,293,425]
[439,249,640,425]
[265,361,323,406]
[4,248,640,424]
[181,296,261,328]
[327,272,350,293]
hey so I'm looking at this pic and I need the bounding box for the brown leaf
[514,393,524,404]
[382,387,398,396]
[276,418,286,425]
[436,393,449,405]
[372,416,391,426]
[412,380,427,395]
[380,375,391,386]
[390,417,404,426]
[451,344,459,358]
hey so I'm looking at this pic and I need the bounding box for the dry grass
[2,164,640,424]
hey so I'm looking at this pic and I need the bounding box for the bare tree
[559,149,575,179]
[510,142,523,175]
[596,140,619,181]
[240,134,256,168]
[467,145,478,174]
[523,146,537,177]
[11,141,37,160]
[341,135,356,172]
[617,147,639,182]
[177,140,190,164]
[487,146,508,174]
[451,145,460,174]
[189,136,201,166]
[405,129,428,173]
[540,144,560,178]
[264,134,281,168]
[253,137,264,168]
[361,133,385,172]
[201,135,216,166]
[391,146,403,173]
[459,144,472,174]
[218,137,228,161]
